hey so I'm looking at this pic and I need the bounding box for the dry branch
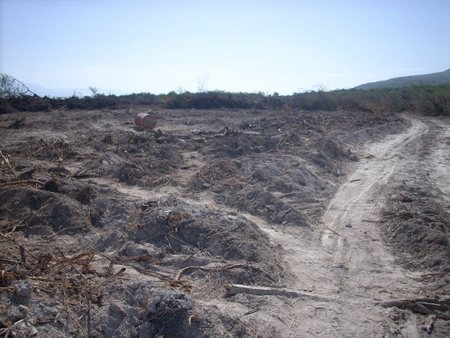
[78,240,172,281]
[27,201,52,226]
[321,225,342,237]
[0,150,20,181]
[379,298,450,320]
[243,307,260,316]
[0,180,44,189]
[7,117,25,129]
[0,233,39,260]
[224,284,304,298]
[175,263,269,282]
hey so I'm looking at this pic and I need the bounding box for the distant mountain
[355,69,450,90]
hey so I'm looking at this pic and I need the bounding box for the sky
[1,0,450,96]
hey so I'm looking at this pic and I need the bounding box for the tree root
[379,297,450,320]
[175,263,256,282]
[224,284,302,298]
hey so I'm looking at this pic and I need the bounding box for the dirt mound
[203,131,280,158]
[227,186,308,226]
[382,183,450,272]
[30,138,78,161]
[0,185,89,234]
[78,141,183,187]
[191,155,328,226]
[306,137,358,176]
[127,195,284,286]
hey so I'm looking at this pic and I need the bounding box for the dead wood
[0,233,39,260]
[174,263,270,282]
[0,180,44,189]
[78,240,172,281]
[7,117,25,129]
[243,307,260,316]
[27,201,52,226]
[223,284,304,298]
[0,221,26,235]
[45,226,86,239]
[126,264,172,281]
[73,170,97,179]
[0,151,20,181]
[321,225,342,237]
[379,298,450,320]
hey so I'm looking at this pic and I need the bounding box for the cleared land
[0,108,449,337]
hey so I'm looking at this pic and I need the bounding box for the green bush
[2,78,449,116]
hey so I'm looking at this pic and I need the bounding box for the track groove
[247,117,442,337]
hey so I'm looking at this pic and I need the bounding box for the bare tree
[88,86,99,97]
[0,73,38,98]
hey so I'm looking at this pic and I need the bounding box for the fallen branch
[0,180,44,188]
[73,170,98,179]
[0,220,25,235]
[379,298,450,320]
[27,201,52,226]
[0,150,20,181]
[45,225,86,240]
[224,284,304,298]
[321,225,341,237]
[78,240,172,281]
[243,307,260,316]
[7,117,25,129]
[175,265,215,281]
[174,263,274,282]
[362,219,379,223]
[127,264,172,281]
[0,232,39,260]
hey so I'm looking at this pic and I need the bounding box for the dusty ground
[0,108,448,337]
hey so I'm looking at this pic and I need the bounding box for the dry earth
[0,108,449,337]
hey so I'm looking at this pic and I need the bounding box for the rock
[119,241,156,257]
[14,280,32,297]
[145,290,192,314]
[349,154,359,162]
[139,321,156,338]
[11,320,38,337]
[109,303,127,318]
[18,305,29,315]
[29,325,38,336]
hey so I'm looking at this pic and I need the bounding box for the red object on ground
[134,113,157,130]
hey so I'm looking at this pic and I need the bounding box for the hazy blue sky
[1,0,449,95]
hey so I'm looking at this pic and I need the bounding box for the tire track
[248,117,434,337]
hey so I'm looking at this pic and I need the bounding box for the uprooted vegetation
[0,107,414,336]
[382,183,450,272]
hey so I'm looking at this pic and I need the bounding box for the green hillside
[355,68,450,89]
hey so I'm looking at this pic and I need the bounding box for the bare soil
[0,108,448,337]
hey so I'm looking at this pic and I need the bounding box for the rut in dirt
[251,117,442,337]
[319,117,429,295]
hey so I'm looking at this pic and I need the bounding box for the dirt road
[243,116,448,337]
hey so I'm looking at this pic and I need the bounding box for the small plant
[88,86,99,97]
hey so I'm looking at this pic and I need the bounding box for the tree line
[1,73,449,116]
